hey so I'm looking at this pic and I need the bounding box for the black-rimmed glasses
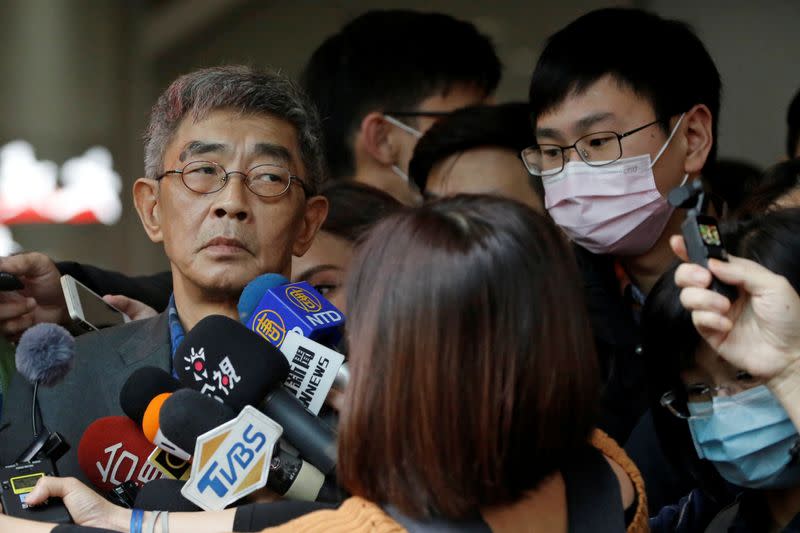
[156,161,309,198]
[521,119,662,177]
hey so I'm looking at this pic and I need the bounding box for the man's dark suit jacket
[0,313,170,485]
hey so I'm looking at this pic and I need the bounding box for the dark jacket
[0,314,171,483]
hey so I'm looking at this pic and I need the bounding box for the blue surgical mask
[687,385,800,489]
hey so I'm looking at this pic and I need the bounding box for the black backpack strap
[562,446,627,533]
[384,505,492,533]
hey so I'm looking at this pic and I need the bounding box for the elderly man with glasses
[0,65,328,482]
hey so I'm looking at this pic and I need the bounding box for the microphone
[15,323,75,388]
[278,331,346,415]
[14,323,76,461]
[134,479,201,512]
[119,366,181,426]
[244,281,344,349]
[77,416,162,492]
[175,316,337,475]
[119,367,189,460]
[175,315,289,411]
[159,389,333,502]
[238,274,350,408]
[238,273,289,324]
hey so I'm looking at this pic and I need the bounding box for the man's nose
[211,173,251,221]
[564,145,586,163]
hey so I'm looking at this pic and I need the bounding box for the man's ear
[682,104,713,175]
[354,112,397,166]
[292,195,329,257]
[133,178,164,243]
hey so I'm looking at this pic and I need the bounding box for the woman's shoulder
[590,428,649,533]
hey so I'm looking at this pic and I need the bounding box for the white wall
[643,0,800,167]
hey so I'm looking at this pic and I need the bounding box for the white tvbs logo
[181,406,283,511]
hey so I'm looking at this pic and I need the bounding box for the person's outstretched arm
[0,252,170,339]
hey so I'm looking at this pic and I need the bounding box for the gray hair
[144,65,327,194]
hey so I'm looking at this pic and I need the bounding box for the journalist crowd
[1,6,800,533]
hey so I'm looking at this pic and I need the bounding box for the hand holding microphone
[672,233,800,453]
[671,235,800,381]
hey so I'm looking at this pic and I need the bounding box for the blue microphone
[237,273,289,324]
[245,282,344,349]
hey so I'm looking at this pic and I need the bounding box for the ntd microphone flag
[246,282,343,348]
[181,406,282,511]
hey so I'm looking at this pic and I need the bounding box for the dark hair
[339,195,600,518]
[319,181,402,242]
[408,102,543,198]
[145,65,326,194]
[703,158,763,214]
[301,10,501,181]
[528,8,721,174]
[735,159,800,218]
[643,207,800,495]
[788,88,800,158]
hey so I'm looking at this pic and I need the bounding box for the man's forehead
[535,77,653,138]
[167,110,301,163]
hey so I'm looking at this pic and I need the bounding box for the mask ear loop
[650,113,686,168]
[383,115,423,139]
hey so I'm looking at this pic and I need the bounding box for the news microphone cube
[246,282,343,348]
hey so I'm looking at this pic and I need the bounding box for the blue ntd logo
[196,424,266,497]
[182,406,283,511]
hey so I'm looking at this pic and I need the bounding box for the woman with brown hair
[3,196,647,532]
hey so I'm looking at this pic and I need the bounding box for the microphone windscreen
[175,315,289,411]
[141,392,172,443]
[159,389,235,454]
[120,367,180,426]
[77,416,162,492]
[238,273,288,323]
[16,323,75,386]
[134,479,201,512]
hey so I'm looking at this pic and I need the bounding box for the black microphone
[134,479,202,512]
[174,316,337,475]
[119,366,181,427]
[14,323,75,462]
[174,315,288,411]
[119,367,190,460]
[160,389,336,502]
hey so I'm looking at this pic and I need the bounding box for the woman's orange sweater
[258,429,649,533]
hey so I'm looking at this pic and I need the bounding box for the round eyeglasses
[660,371,766,419]
[156,161,309,198]
[521,119,662,177]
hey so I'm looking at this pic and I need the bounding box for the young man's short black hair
[787,88,800,158]
[528,8,721,174]
[301,10,501,181]
[408,102,541,197]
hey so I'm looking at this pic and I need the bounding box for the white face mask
[543,114,688,256]
[383,114,423,184]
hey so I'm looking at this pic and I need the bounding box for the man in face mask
[301,10,500,206]
[524,7,721,513]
